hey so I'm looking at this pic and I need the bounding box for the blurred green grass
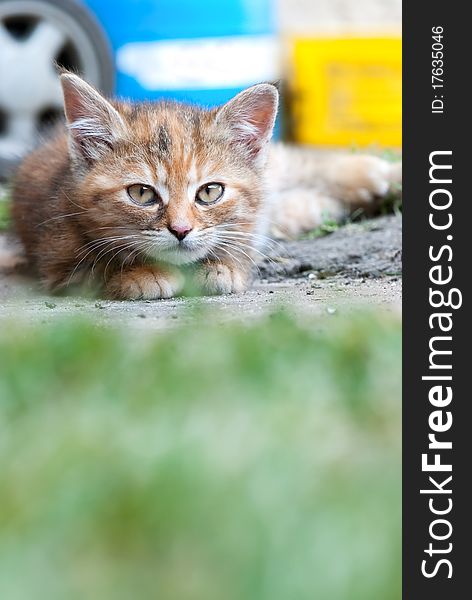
[0,187,11,231]
[0,312,401,600]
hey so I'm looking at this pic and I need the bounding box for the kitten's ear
[216,84,279,162]
[60,73,126,164]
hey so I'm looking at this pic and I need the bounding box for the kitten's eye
[127,184,160,206]
[195,183,224,205]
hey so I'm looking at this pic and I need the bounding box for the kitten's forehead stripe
[156,124,171,157]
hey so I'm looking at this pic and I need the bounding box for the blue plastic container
[82,0,278,108]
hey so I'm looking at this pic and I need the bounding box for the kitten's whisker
[83,225,135,235]
[69,235,141,285]
[217,229,281,243]
[213,224,284,246]
[216,238,278,274]
[216,231,284,254]
[216,231,280,256]
[217,234,282,264]
[95,238,150,281]
[214,240,260,273]
[67,246,104,286]
[213,245,246,271]
[76,240,123,262]
[209,222,255,228]
[92,238,141,270]
[76,235,142,257]
[211,221,281,236]
[217,215,300,240]
[119,245,145,280]
[62,190,87,211]
[76,235,127,251]
[68,241,115,284]
[207,248,221,263]
[105,242,150,284]
[76,237,123,256]
[211,224,286,255]
[35,211,86,228]
[102,242,140,280]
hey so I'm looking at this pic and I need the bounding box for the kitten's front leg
[106,265,184,300]
[197,259,250,295]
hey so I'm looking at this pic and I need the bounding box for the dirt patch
[0,215,402,328]
[259,215,402,280]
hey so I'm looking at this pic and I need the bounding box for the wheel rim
[0,0,106,160]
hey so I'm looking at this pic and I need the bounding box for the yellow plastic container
[289,36,402,147]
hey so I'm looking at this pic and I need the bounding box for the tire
[0,0,114,178]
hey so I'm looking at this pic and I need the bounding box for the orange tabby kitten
[12,73,400,299]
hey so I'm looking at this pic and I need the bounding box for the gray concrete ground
[0,215,401,329]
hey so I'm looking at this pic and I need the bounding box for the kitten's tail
[266,145,402,238]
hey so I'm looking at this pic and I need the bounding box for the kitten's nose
[168,224,193,241]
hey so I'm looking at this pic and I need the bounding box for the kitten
[11,73,401,299]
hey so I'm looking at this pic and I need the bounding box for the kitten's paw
[198,262,249,295]
[329,155,402,204]
[107,266,184,300]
